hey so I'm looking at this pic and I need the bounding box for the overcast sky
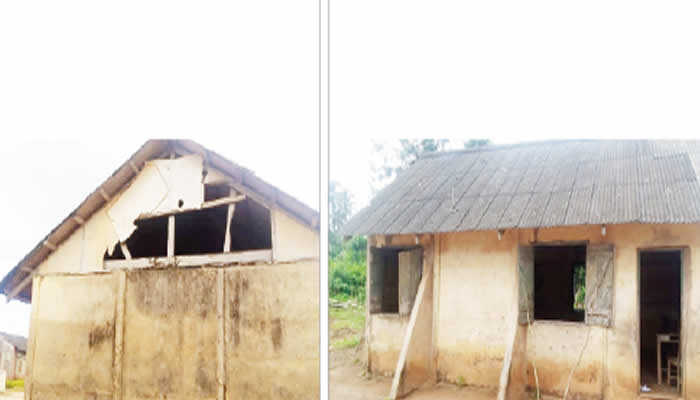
[0,0,318,337]
[330,1,700,212]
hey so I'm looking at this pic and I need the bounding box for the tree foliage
[330,138,492,301]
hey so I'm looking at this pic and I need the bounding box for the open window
[518,243,613,326]
[369,246,423,316]
[533,245,587,322]
[105,194,272,265]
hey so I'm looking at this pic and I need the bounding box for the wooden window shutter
[518,245,534,325]
[369,248,385,314]
[398,248,423,316]
[585,244,614,327]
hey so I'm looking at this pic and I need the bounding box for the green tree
[370,139,450,194]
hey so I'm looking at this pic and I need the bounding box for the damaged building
[0,139,319,400]
[341,140,700,399]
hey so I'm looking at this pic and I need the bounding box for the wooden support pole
[167,215,175,258]
[389,269,431,400]
[113,271,126,400]
[216,269,226,400]
[42,240,56,251]
[73,215,85,225]
[120,242,132,260]
[223,204,235,253]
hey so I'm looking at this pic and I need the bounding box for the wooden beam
[42,240,56,251]
[389,270,431,399]
[136,195,246,220]
[120,242,132,260]
[99,188,111,202]
[167,215,175,258]
[73,215,85,225]
[104,249,273,270]
[6,269,38,303]
[223,204,235,253]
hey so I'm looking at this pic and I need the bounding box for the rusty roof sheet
[342,140,700,236]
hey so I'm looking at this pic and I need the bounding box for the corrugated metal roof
[342,140,700,236]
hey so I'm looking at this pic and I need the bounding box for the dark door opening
[639,250,681,396]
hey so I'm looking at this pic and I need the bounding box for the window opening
[533,245,586,322]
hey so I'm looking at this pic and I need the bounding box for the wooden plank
[216,270,225,400]
[24,276,41,400]
[399,248,423,316]
[223,204,235,253]
[389,269,430,400]
[6,270,38,303]
[42,240,56,251]
[167,215,175,258]
[112,270,126,400]
[120,243,132,260]
[137,195,246,220]
[497,314,518,400]
[104,249,273,270]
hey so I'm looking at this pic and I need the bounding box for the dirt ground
[330,347,497,400]
[329,302,498,400]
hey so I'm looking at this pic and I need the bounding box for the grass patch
[329,298,365,351]
[330,304,365,333]
[6,378,24,391]
[331,336,361,350]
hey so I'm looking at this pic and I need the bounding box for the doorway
[639,250,682,396]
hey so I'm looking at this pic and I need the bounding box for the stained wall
[369,223,700,399]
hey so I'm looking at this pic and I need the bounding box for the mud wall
[29,273,117,399]
[368,314,408,374]
[273,209,319,262]
[26,260,319,400]
[224,263,319,399]
[370,223,700,399]
[435,229,518,387]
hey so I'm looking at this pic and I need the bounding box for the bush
[6,379,24,390]
[329,235,367,300]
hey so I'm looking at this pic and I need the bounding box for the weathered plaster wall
[435,229,518,387]
[30,273,117,399]
[369,314,408,374]
[371,223,700,399]
[28,260,319,400]
[272,209,319,262]
[224,261,319,399]
[123,269,218,400]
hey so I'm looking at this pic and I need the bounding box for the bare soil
[329,300,499,400]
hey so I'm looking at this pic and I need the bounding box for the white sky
[0,0,318,337]
[331,1,700,212]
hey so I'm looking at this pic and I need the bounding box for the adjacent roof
[0,140,319,303]
[342,140,700,236]
[0,332,27,353]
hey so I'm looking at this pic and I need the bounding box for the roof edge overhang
[0,139,319,303]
